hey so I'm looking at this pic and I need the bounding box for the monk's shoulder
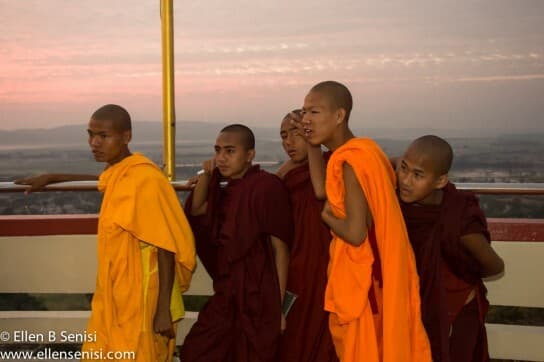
[243,171,289,207]
[247,171,292,224]
[444,183,488,233]
[333,137,387,164]
[446,183,480,209]
[249,170,286,192]
[124,162,168,187]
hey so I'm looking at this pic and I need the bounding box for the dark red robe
[400,182,490,362]
[279,162,338,362]
[182,165,293,362]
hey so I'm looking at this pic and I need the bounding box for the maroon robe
[400,182,490,362]
[279,163,338,362]
[182,165,294,362]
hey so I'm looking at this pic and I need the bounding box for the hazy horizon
[1,120,543,146]
[1,1,543,131]
[2,119,544,134]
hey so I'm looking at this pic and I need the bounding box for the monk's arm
[271,235,289,332]
[270,236,289,303]
[154,247,175,338]
[276,159,297,180]
[307,145,326,200]
[460,233,505,277]
[289,109,327,199]
[321,163,371,246]
[191,159,216,215]
[15,174,98,193]
[190,173,210,216]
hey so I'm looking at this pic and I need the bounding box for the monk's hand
[14,174,53,194]
[185,174,199,187]
[289,111,305,138]
[276,159,296,179]
[153,308,175,339]
[281,313,286,334]
[321,201,334,221]
[202,158,215,175]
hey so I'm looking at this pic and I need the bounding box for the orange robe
[81,153,196,362]
[324,138,431,362]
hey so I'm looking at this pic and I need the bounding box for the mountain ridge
[1,121,542,146]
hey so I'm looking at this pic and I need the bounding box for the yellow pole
[161,0,176,180]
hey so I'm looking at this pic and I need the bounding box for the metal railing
[2,181,544,194]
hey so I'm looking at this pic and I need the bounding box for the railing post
[161,0,176,181]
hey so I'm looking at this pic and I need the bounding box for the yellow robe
[81,153,196,362]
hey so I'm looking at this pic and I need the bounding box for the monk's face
[214,131,255,179]
[397,146,445,205]
[301,91,343,147]
[87,118,131,165]
[280,117,308,163]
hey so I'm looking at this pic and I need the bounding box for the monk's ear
[434,173,449,189]
[122,130,132,144]
[246,149,256,163]
[335,108,346,125]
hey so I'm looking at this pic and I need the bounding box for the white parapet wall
[0,234,212,347]
[484,241,544,361]
[1,233,543,360]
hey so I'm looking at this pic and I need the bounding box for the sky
[1,0,543,132]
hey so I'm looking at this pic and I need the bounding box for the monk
[297,80,431,362]
[276,110,338,362]
[15,104,196,361]
[181,124,293,362]
[396,135,504,362]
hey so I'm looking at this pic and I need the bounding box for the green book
[282,290,298,316]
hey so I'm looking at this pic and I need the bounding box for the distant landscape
[1,121,543,218]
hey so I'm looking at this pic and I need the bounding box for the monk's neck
[106,149,132,167]
[325,127,355,151]
[293,159,308,167]
[228,163,253,180]
[416,189,444,206]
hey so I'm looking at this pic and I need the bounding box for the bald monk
[15,104,196,361]
[276,110,338,362]
[297,81,431,362]
[396,135,504,362]
[181,124,293,361]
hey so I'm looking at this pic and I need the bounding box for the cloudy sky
[1,0,543,132]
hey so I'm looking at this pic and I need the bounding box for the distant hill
[0,121,224,148]
[0,121,305,148]
[2,121,541,148]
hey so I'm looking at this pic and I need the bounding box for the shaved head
[408,135,453,175]
[91,104,132,132]
[282,109,302,123]
[220,124,255,150]
[310,81,353,122]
